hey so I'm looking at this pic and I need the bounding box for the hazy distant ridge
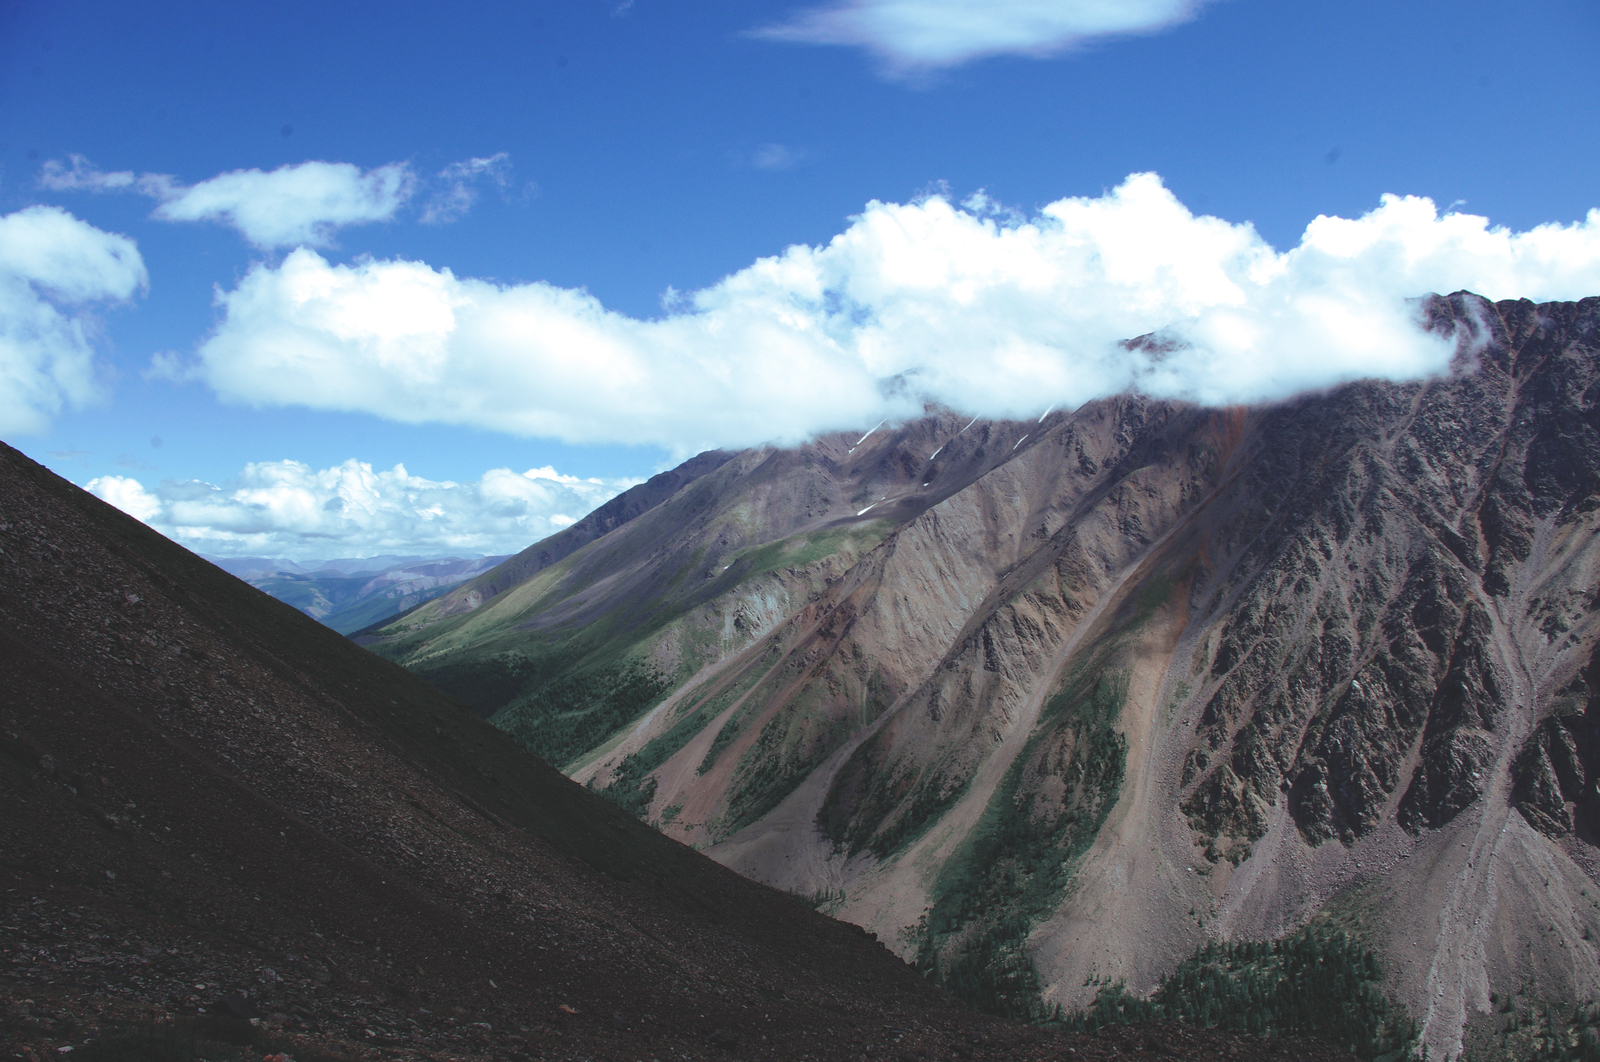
[206,552,510,634]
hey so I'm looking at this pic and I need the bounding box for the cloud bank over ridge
[185,173,1600,455]
[88,459,638,561]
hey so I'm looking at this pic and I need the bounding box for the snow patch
[855,420,886,446]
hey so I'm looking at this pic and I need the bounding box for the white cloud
[153,162,415,248]
[421,153,513,225]
[39,155,415,248]
[38,155,141,193]
[0,206,147,435]
[754,0,1209,70]
[180,173,1600,454]
[87,459,638,561]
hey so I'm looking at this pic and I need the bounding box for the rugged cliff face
[366,293,1600,1057]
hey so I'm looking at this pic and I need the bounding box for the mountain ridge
[364,291,1600,1059]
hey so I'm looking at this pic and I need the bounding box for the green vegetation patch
[830,563,1182,880]
[698,686,769,775]
[373,514,891,790]
[1468,993,1600,1062]
[417,649,550,718]
[726,524,889,583]
[493,658,671,769]
[595,695,718,816]
[915,665,1128,1019]
[819,730,972,860]
[1062,930,1418,1062]
[595,646,788,818]
[692,654,786,774]
[719,687,858,836]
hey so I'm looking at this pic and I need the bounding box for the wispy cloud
[38,156,145,193]
[754,0,1212,72]
[176,173,1600,455]
[420,153,514,224]
[0,206,146,435]
[749,144,806,172]
[39,155,415,248]
[41,154,520,245]
[88,458,639,561]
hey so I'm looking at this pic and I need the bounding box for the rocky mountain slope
[0,442,1349,1062]
[364,292,1600,1059]
[206,554,512,634]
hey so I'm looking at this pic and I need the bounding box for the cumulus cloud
[754,0,1210,70]
[179,173,1600,454]
[39,155,415,248]
[0,206,147,435]
[87,459,638,561]
[421,153,514,224]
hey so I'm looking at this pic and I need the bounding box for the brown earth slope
[364,292,1600,1058]
[0,442,1360,1062]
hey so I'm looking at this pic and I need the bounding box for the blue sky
[2,0,1598,560]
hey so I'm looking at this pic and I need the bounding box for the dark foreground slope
[0,444,1355,1062]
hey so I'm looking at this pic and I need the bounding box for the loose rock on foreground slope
[0,447,1349,1061]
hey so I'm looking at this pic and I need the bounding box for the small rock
[610,1010,629,1030]
[708,1028,741,1049]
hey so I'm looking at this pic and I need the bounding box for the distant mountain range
[205,553,511,634]
[360,293,1600,1060]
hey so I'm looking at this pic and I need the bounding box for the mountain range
[8,438,1355,1062]
[205,554,512,635]
[359,292,1600,1060]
